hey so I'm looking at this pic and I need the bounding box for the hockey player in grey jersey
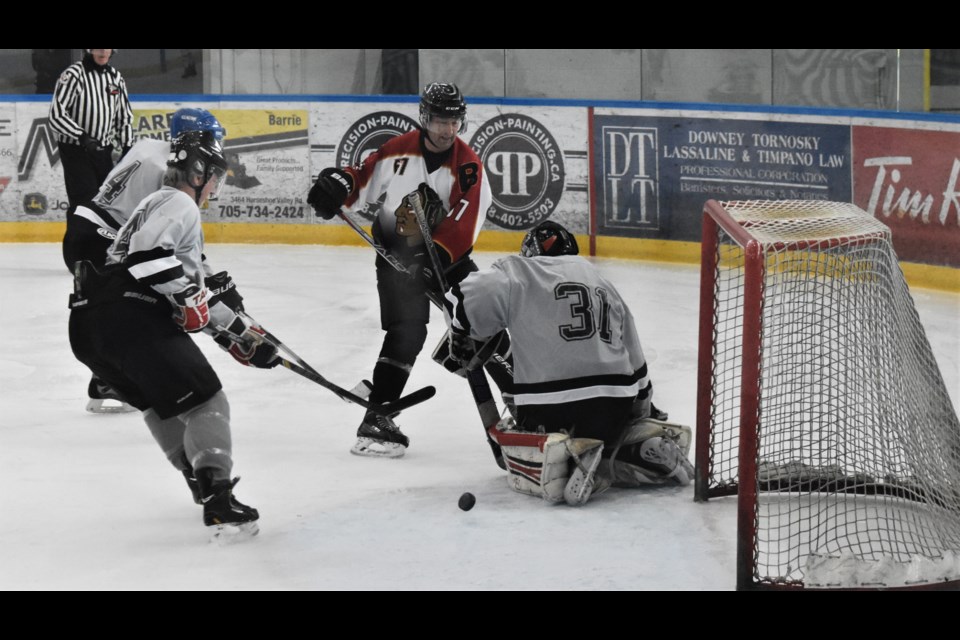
[63,107,226,413]
[69,131,277,540]
[62,107,226,272]
[444,220,693,506]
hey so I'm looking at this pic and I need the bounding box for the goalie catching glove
[308,167,354,220]
[212,314,280,369]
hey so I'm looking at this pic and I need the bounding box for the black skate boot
[350,410,409,458]
[650,403,669,421]
[86,375,136,414]
[196,468,260,542]
[178,454,201,505]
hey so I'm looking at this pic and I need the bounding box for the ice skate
[197,470,260,543]
[85,376,136,414]
[350,411,409,458]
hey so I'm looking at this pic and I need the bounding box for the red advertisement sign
[853,126,960,267]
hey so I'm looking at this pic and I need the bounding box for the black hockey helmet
[520,220,579,258]
[168,130,228,201]
[419,82,467,134]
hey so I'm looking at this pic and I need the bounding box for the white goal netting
[700,199,960,589]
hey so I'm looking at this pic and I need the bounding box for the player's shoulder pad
[380,129,422,155]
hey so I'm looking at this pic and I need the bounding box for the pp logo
[336,111,418,221]
[96,228,117,240]
[470,113,565,230]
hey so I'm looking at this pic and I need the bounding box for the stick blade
[369,385,437,415]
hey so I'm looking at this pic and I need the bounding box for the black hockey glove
[205,271,244,314]
[407,252,437,291]
[407,242,457,295]
[214,321,280,369]
[78,133,100,153]
[308,167,354,220]
[448,328,477,368]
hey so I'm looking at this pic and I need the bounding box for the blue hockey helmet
[170,108,226,141]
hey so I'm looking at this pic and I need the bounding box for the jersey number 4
[98,161,141,205]
[555,282,613,343]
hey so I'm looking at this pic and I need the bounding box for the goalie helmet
[170,108,226,142]
[419,82,467,134]
[168,130,228,201]
[520,220,579,258]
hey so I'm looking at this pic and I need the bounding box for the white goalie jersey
[447,254,649,407]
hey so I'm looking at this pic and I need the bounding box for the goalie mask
[419,83,467,134]
[520,220,579,258]
[168,130,229,203]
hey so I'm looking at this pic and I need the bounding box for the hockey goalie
[443,219,694,505]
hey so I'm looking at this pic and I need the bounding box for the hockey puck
[458,492,476,511]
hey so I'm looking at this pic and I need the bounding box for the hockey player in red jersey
[308,82,494,458]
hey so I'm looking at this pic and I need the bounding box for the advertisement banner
[310,102,589,234]
[11,102,68,221]
[853,126,960,267]
[204,106,310,223]
[0,104,16,220]
[592,114,852,241]
[468,106,588,234]
[4,103,311,225]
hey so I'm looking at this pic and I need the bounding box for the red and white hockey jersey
[342,129,492,263]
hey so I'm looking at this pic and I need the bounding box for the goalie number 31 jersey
[448,254,649,406]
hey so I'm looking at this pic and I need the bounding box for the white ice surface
[1,243,956,591]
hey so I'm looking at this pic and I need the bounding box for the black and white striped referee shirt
[49,56,133,149]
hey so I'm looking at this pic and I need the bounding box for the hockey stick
[222,314,436,416]
[336,210,413,276]
[277,356,435,416]
[407,192,506,469]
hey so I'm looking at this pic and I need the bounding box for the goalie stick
[406,192,506,469]
[221,313,436,416]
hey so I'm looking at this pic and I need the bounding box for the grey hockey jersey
[91,138,170,227]
[447,254,648,406]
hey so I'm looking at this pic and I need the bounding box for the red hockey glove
[214,320,280,369]
[171,285,210,333]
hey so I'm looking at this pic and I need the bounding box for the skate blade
[208,521,259,545]
[350,437,406,458]
[86,399,137,414]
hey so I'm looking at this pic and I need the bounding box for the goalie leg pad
[490,422,571,503]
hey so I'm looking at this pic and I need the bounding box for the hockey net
[695,199,960,590]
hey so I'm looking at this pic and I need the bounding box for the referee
[49,49,133,209]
